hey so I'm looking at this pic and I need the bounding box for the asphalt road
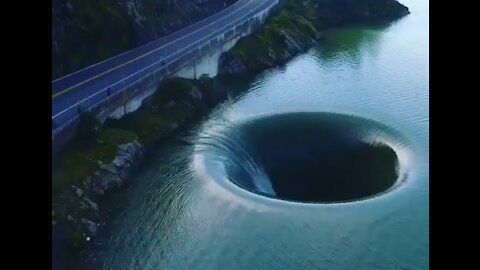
[52,0,276,128]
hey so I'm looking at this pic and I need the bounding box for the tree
[75,111,100,144]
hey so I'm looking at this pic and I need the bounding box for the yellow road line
[52,0,254,100]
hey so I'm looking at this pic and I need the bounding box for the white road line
[51,0,255,98]
[51,0,253,88]
[53,0,277,120]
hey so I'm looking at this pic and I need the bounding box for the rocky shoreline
[52,0,410,266]
[52,77,222,262]
[219,0,409,74]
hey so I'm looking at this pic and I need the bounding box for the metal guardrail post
[52,0,279,129]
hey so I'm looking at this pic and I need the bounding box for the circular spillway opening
[195,112,409,204]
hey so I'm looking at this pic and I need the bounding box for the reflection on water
[315,26,385,67]
[84,0,428,269]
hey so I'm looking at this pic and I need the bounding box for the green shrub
[75,112,100,144]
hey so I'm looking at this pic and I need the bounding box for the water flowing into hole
[194,112,410,204]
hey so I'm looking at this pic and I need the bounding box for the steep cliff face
[52,0,238,79]
[219,0,409,74]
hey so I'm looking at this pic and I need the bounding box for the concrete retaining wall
[52,0,282,153]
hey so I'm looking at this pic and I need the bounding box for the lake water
[84,0,429,269]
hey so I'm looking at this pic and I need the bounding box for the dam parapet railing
[52,0,283,152]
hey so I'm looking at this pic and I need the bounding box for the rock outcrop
[52,77,217,252]
[52,0,411,264]
[219,0,409,74]
[88,141,144,195]
[52,141,144,248]
[52,0,238,79]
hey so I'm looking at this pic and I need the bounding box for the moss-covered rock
[104,77,209,146]
[52,0,238,79]
[220,0,324,74]
[52,77,211,190]
[53,126,138,189]
[74,111,101,143]
[52,0,135,78]
[52,77,218,257]
[219,0,409,74]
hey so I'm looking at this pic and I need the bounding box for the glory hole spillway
[70,0,428,269]
[195,112,410,204]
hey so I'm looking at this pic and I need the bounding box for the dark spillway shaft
[201,113,401,203]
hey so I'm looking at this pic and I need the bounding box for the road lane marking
[52,0,250,84]
[53,0,278,119]
[52,0,254,98]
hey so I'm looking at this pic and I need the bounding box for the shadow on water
[214,74,259,99]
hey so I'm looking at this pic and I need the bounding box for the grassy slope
[52,78,204,189]
[52,127,138,189]
[52,0,237,79]
[223,0,408,72]
[226,0,323,71]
